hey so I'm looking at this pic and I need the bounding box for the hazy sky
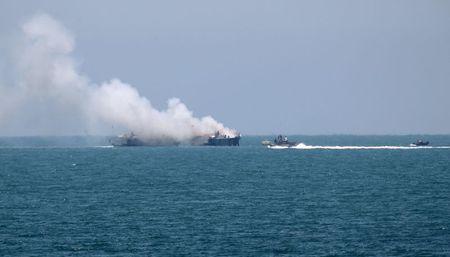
[1,0,449,135]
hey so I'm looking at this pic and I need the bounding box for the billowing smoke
[0,13,237,141]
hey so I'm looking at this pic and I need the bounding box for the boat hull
[204,136,240,146]
[410,141,429,147]
[111,137,180,147]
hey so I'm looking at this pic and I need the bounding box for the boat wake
[268,143,450,150]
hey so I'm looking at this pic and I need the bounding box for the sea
[1,135,449,256]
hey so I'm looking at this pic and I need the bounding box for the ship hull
[111,137,180,147]
[410,142,429,147]
[204,136,240,146]
[110,133,240,147]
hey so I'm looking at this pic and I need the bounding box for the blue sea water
[1,135,450,256]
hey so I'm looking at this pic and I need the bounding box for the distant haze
[0,0,449,135]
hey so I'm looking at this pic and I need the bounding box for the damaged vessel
[110,132,180,147]
[203,131,240,146]
[111,131,240,147]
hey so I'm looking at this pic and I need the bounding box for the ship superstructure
[204,131,240,146]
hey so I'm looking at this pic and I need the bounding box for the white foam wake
[93,145,114,148]
[268,143,450,150]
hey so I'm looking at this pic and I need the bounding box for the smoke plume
[0,13,237,141]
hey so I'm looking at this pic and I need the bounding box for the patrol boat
[262,135,298,147]
[410,140,430,147]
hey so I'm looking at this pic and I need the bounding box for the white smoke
[0,13,237,141]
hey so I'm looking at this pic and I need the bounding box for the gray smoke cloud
[0,13,237,140]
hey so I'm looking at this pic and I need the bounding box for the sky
[0,0,449,135]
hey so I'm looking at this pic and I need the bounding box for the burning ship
[110,132,180,147]
[111,131,240,147]
[203,131,240,146]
